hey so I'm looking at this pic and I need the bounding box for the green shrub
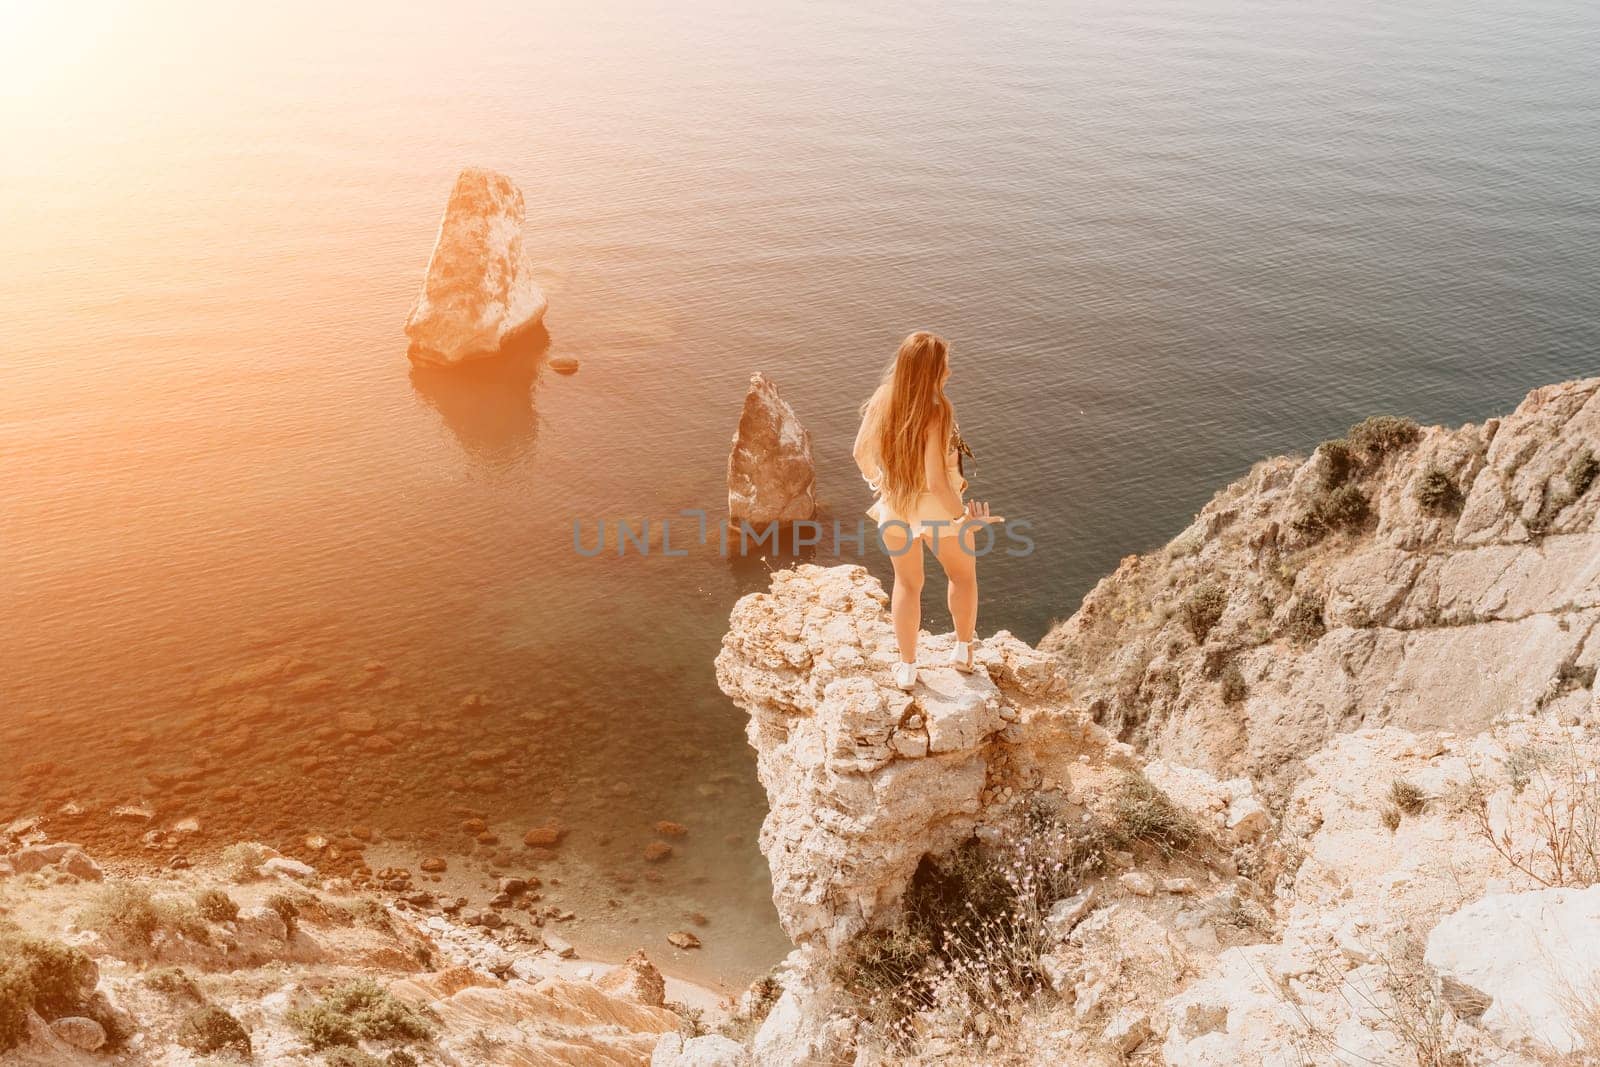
[266,892,302,937]
[177,1004,251,1056]
[1297,484,1371,538]
[1318,439,1357,489]
[1569,448,1599,498]
[0,933,99,1051]
[80,883,207,949]
[1112,773,1205,857]
[1180,583,1227,643]
[195,889,239,924]
[323,1049,386,1067]
[1219,661,1247,705]
[1284,593,1327,644]
[1347,415,1421,457]
[1416,467,1462,515]
[144,967,202,1001]
[219,842,271,884]
[288,979,433,1050]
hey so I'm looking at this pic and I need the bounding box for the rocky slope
[0,835,716,1065]
[1041,377,1599,795]
[710,377,1600,1066]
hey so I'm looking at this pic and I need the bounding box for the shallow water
[3,0,1599,983]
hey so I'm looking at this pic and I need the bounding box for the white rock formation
[716,564,1093,950]
[726,373,818,526]
[1426,885,1600,1056]
[405,167,548,366]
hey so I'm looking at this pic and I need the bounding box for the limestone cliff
[1041,377,1600,794]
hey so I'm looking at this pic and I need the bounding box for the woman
[854,331,1000,690]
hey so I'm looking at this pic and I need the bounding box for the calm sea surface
[3,0,1598,983]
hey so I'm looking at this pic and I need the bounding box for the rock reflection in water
[408,325,551,468]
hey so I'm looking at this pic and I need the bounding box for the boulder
[261,856,317,883]
[50,1016,106,1051]
[597,950,665,1007]
[726,373,817,525]
[405,167,548,366]
[1425,885,1600,1055]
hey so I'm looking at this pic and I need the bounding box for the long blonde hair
[859,331,955,516]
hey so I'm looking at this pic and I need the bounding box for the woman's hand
[963,500,1004,524]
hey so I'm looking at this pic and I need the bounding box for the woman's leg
[928,526,978,643]
[882,524,925,663]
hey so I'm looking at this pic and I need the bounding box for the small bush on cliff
[144,966,203,1001]
[1112,773,1206,858]
[1296,484,1371,540]
[1389,779,1427,816]
[1283,593,1327,644]
[1180,583,1227,643]
[1415,467,1462,515]
[81,883,207,950]
[266,892,302,937]
[1318,438,1358,489]
[719,973,782,1043]
[1347,415,1421,457]
[1569,447,1599,498]
[195,889,239,924]
[0,931,99,1051]
[288,979,434,1050]
[220,841,272,883]
[177,1004,251,1056]
[1220,661,1248,705]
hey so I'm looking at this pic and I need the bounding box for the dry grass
[80,883,208,950]
[834,800,1103,1057]
[1181,584,1227,643]
[1390,779,1428,816]
[1284,938,1473,1067]
[1471,743,1600,888]
[1112,773,1208,859]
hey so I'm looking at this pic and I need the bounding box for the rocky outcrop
[718,550,1600,1063]
[717,564,1094,950]
[1041,377,1600,795]
[716,565,1283,1063]
[405,167,549,366]
[726,374,818,525]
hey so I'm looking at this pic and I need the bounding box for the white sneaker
[948,639,975,673]
[892,661,917,690]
